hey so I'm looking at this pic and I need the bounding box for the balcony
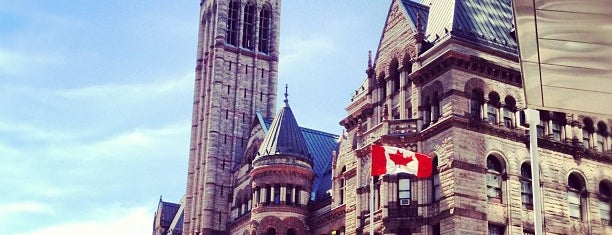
[357,118,419,149]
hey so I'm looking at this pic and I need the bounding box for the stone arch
[257,216,282,235]
[566,169,589,192]
[464,77,488,98]
[485,150,508,172]
[282,217,307,234]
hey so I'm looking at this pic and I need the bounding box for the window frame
[398,176,411,206]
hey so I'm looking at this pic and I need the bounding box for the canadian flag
[371,144,433,178]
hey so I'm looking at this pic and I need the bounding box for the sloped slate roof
[399,0,430,32]
[257,100,311,160]
[419,0,517,54]
[261,118,339,201]
[156,200,180,228]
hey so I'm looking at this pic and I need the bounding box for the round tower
[249,87,314,235]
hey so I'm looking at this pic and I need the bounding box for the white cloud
[0,48,63,75]
[0,202,52,217]
[55,71,193,101]
[11,206,152,235]
[280,34,334,68]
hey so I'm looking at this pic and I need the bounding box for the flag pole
[370,175,374,235]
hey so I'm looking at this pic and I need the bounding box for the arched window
[258,4,271,53]
[470,88,484,120]
[520,163,533,209]
[599,181,611,225]
[432,92,440,122]
[287,228,296,235]
[596,121,608,152]
[339,166,346,205]
[568,173,586,220]
[487,92,500,125]
[432,157,441,202]
[378,72,386,101]
[503,96,516,128]
[226,0,240,46]
[242,2,256,49]
[486,156,503,202]
[266,228,276,235]
[398,174,411,206]
[583,118,594,149]
[389,59,400,93]
[423,96,431,126]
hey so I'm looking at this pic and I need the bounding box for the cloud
[10,206,152,235]
[0,48,63,75]
[55,71,193,101]
[280,34,334,68]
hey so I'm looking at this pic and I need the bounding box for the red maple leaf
[389,150,413,166]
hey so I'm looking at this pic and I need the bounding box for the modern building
[154,0,612,234]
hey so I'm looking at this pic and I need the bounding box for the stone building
[154,0,612,234]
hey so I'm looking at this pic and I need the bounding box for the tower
[184,0,282,234]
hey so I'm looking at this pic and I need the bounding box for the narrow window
[537,119,546,138]
[274,185,281,205]
[258,4,271,53]
[242,2,256,49]
[243,88,247,98]
[487,105,497,124]
[504,96,516,128]
[227,85,231,94]
[265,185,271,204]
[432,158,441,202]
[583,118,594,149]
[596,121,607,152]
[286,185,293,205]
[295,187,301,205]
[423,96,431,126]
[552,121,562,141]
[225,1,239,46]
[260,91,263,102]
[398,176,411,206]
[225,109,229,119]
[470,88,484,120]
[521,163,533,209]
[568,173,585,220]
[339,166,346,205]
[389,59,400,93]
[599,181,611,226]
[486,156,503,203]
[432,92,440,122]
[503,109,513,127]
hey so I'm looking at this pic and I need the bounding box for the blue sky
[0,1,388,234]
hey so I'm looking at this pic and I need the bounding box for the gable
[374,0,423,74]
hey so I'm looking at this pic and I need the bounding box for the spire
[256,85,310,160]
[283,84,289,105]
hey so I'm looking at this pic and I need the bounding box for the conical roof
[256,88,311,160]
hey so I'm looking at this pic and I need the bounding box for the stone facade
[183,0,281,234]
[172,0,612,235]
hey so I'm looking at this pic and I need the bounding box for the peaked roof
[260,116,339,201]
[399,0,430,32]
[257,98,311,160]
[155,198,180,228]
[419,0,517,54]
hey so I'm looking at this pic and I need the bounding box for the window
[487,156,503,202]
[423,96,431,126]
[286,185,293,205]
[597,134,605,152]
[503,109,513,127]
[389,59,400,93]
[596,121,607,152]
[487,105,497,124]
[521,163,533,209]
[432,92,440,122]
[265,185,271,204]
[583,118,594,149]
[258,4,271,53]
[295,187,301,205]
[552,121,562,141]
[470,88,484,120]
[488,224,505,235]
[600,181,611,226]
[226,0,240,46]
[398,176,411,206]
[339,178,345,205]
[242,2,256,49]
[432,158,441,202]
[273,185,281,205]
[568,173,585,220]
[504,96,516,128]
[583,129,591,148]
[537,119,546,138]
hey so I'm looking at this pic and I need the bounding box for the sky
[0,1,389,234]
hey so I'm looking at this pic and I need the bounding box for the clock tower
[183,1,281,234]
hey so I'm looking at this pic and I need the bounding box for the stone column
[260,187,267,204]
[280,186,287,203]
[253,188,259,207]
[482,102,488,121]
[292,187,297,204]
